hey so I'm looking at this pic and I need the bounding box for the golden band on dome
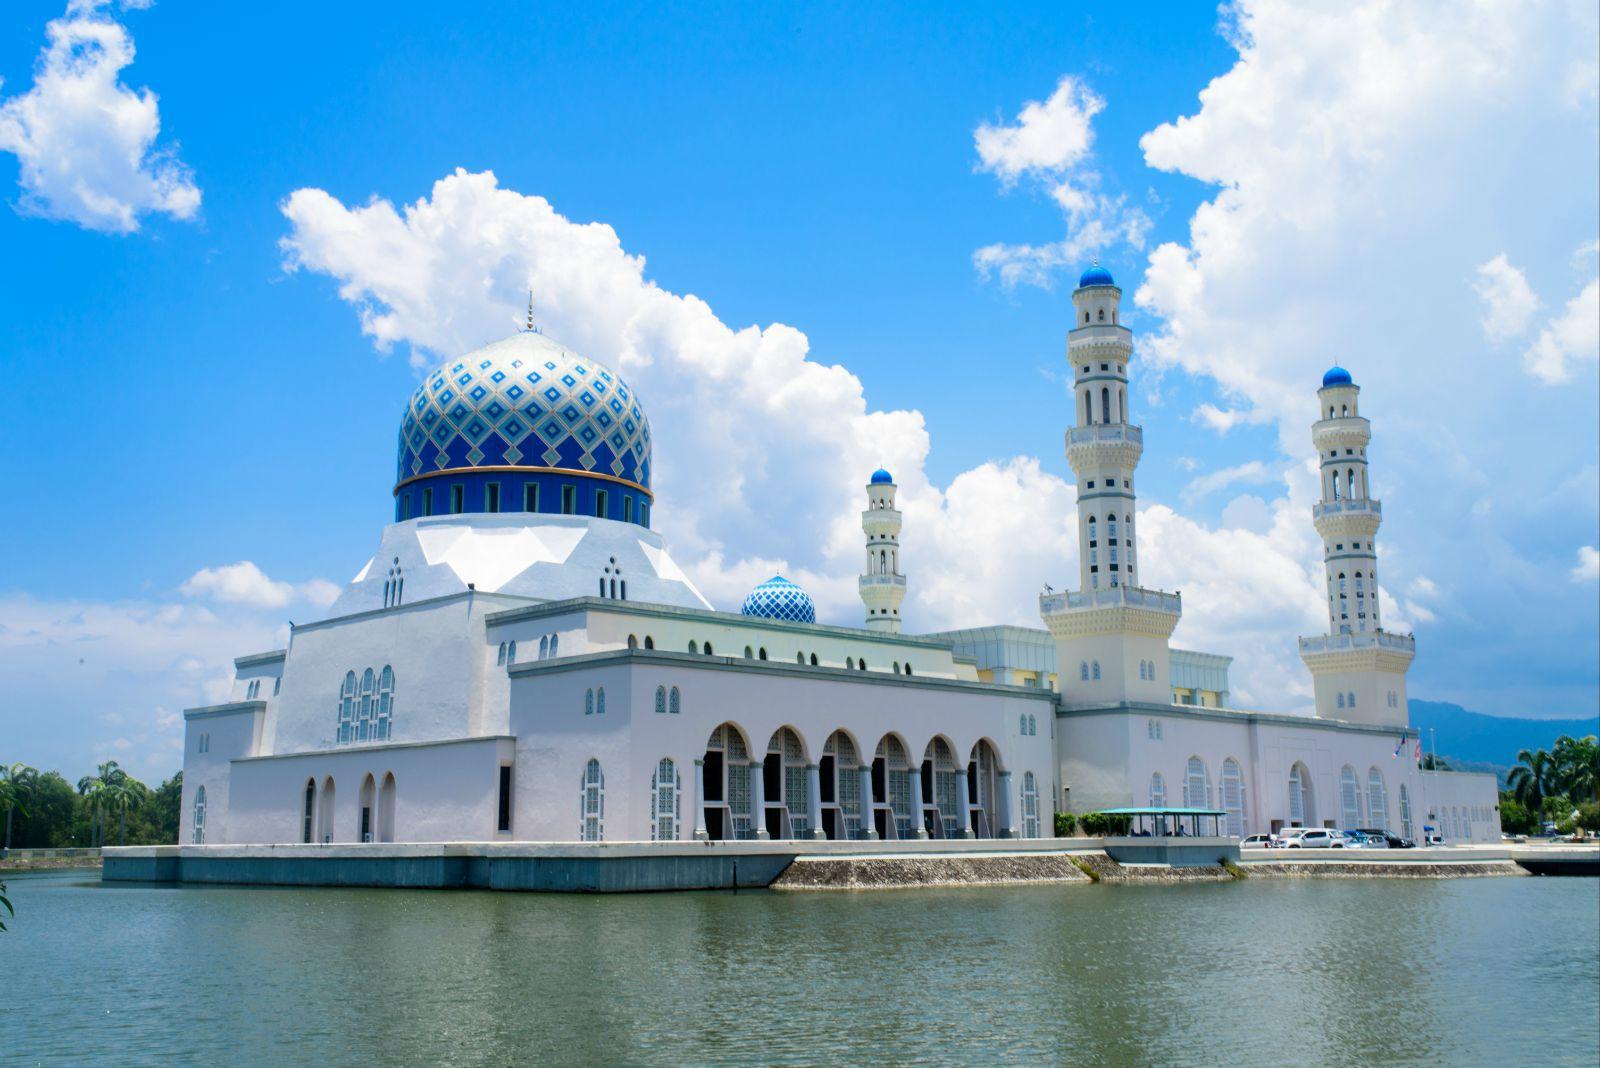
[393,466,652,498]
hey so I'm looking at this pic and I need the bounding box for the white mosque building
[180,268,1500,852]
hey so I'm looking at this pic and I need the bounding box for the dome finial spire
[525,290,537,333]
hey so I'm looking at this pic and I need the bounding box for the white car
[1281,828,1343,848]
[1241,834,1273,849]
[1270,827,1311,848]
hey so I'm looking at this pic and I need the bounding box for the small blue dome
[1077,263,1115,289]
[1322,365,1353,388]
[870,468,894,485]
[740,575,816,624]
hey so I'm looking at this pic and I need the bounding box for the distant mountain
[1408,700,1599,770]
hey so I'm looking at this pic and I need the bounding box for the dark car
[1357,828,1415,848]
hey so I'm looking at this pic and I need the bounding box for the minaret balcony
[1312,498,1381,521]
[1067,323,1133,355]
[1068,423,1143,447]
[1041,583,1181,639]
[1040,584,1180,616]
[1066,423,1143,470]
[859,573,907,590]
[1299,630,1413,656]
[1312,416,1371,449]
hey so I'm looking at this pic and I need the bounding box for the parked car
[1424,833,1445,846]
[1283,827,1342,848]
[1241,833,1273,849]
[1338,830,1369,847]
[1356,828,1410,848]
[1270,827,1311,848]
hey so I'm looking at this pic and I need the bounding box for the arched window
[688,640,699,654]
[1367,767,1388,832]
[1149,772,1167,809]
[1084,391,1094,424]
[669,686,681,714]
[597,687,606,715]
[1339,765,1363,829]
[1079,661,1089,681]
[1183,757,1210,809]
[627,634,638,650]
[744,645,754,659]
[903,662,912,675]
[581,759,604,841]
[548,634,558,658]
[496,642,507,666]
[336,670,357,744]
[1118,387,1126,422]
[1337,692,1346,709]
[655,686,666,714]
[1028,714,1037,736]
[1101,386,1111,423]
[376,666,394,740]
[539,635,549,660]
[302,779,316,843]
[1346,691,1356,708]
[1288,764,1307,825]
[759,648,767,660]
[355,668,377,741]
[810,653,819,666]
[1399,783,1413,840]
[797,652,806,664]
[585,689,595,716]
[192,786,206,844]
[846,657,855,670]
[506,641,516,665]
[1220,758,1245,838]
[858,658,867,671]
[1020,713,1028,735]
[1097,307,1105,322]
[644,635,654,650]
[703,642,713,656]
[651,758,679,840]
[1091,661,1101,680]
[1021,772,1040,838]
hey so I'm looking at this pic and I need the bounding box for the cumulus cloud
[1180,460,1279,504]
[1473,253,1542,341]
[280,169,1084,640]
[0,0,199,232]
[180,561,337,610]
[972,76,1149,289]
[1573,546,1600,582]
[1523,276,1599,384]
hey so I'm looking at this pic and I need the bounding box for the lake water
[5,870,1597,1065]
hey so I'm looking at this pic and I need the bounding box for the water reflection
[4,873,1596,1065]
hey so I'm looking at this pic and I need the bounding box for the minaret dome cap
[1077,263,1116,289]
[870,468,894,485]
[1321,365,1354,388]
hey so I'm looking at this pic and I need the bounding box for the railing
[858,574,907,588]
[1299,630,1415,655]
[1041,585,1181,615]
[1067,324,1132,345]
[1312,416,1370,436]
[1313,499,1381,519]
[1067,424,1143,447]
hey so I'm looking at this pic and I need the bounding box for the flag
[1393,736,1405,757]
[1416,739,1423,767]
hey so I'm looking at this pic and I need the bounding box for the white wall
[1426,770,1503,844]
[181,705,263,845]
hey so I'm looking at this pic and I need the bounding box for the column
[858,765,878,840]
[805,764,825,840]
[955,771,974,838]
[996,771,1016,839]
[909,766,928,839]
[693,759,708,841]
[749,760,769,840]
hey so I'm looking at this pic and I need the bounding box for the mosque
[180,267,1500,852]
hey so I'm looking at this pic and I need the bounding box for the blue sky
[1,1,1596,782]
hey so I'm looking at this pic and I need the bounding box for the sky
[1,0,1596,785]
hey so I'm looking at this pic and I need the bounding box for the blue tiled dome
[1077,263,1115,289]
[740,575,816,624]
[870,468,894,485]
[398,331,651,495]
[1322,365,1353,388]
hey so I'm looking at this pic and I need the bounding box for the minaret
[859,468,906,632]
[1041,264,1180,704]
[1299,366,1414,725]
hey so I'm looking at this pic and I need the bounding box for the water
[5,871,1597,1066]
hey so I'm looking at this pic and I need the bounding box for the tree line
[1498,734,1599,835]
[1,761,182,850]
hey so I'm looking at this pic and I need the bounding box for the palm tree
[105,772,149,845]
[1507,748,1558,815]
[1552,735,1600,804]
[77,761,120,849]
[2,763,38,852]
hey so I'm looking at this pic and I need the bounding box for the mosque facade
[180,270,1500,851]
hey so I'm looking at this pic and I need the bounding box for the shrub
[1497,795,1537,836]
[1576,802,1600,834]
[1077,811,1132,836]
[1054,812,1076,837]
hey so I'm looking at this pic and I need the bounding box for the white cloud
[1180,459,1278,503]
[972,76,1149,289]
[180,561,335,610]
[1473,253,1541,341]
[0,0,198,233]
[1523,276,1599,383]
[1573,546,1600,582]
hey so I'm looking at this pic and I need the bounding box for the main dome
[395,331,652,522]
[740,575,816,624]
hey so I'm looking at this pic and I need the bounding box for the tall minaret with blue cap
[1298,366,1413,726]
[1041,263,1181,705]
[860,468,906,632]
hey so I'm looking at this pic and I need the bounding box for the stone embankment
[1,847,102,871]
[771,852,1094,890]
[1070,852,1235,883]
[1242,860,1526,879]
